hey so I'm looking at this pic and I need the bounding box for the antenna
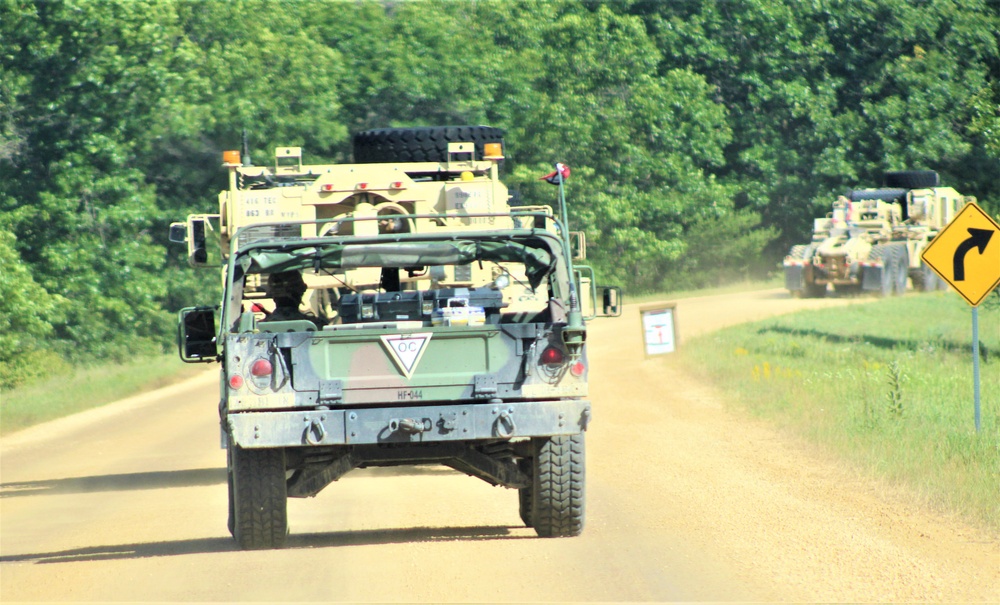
[241,129,252,166]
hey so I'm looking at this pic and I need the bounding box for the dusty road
[1,289,997,602]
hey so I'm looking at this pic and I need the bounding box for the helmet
[266,271,307,300]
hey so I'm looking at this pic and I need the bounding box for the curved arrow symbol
[953,228,994,281]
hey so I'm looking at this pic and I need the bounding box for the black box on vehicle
[338,287,504,324]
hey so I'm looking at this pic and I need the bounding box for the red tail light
[229,374,244,389]
[540,346,564,365]
[250,359,273,377]
[570,361,586,377]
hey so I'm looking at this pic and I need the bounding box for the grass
[676,290,1000,533]
[0,354,207,436]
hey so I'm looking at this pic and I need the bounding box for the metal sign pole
[972,306,981,433]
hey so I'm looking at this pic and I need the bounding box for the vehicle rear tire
[833,283,861,296]
[893,246,909,295]
[913,263,941,292]
[869,245,893,297]
[517,459,533,528]
[803,281,827,298]
[785,245,809,297]
[530,433,585,538]
[230,445,288,550]
[352,126,505,164]
[788,244,808,259]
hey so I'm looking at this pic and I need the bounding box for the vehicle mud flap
[784,265,805,291]
[861,265,885,293]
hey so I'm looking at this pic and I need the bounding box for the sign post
[920,202,1000,432]
[640,302,679,357]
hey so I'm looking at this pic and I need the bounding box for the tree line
[2,0,998,388]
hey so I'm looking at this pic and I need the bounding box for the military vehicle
[783,171,975,297]
[169,126,621,549]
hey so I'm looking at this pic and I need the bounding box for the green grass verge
[0,354,206,436]
[676,291,1000,533]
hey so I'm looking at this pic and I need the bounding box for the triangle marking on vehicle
[380,333,433,379]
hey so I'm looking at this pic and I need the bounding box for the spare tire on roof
[884,170,939,189]
[352,126,505,163]
[848,188,908,203]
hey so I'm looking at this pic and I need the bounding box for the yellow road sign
[920,202,1000,306]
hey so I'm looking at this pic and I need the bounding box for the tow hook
[495,410,517,438]
[304,418,326,445]
[389,418,431,434]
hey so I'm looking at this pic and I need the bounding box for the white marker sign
[640,303,678,356]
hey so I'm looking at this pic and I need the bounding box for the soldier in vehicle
[259,270,326,328]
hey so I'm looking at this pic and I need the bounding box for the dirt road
[2,289,997,602]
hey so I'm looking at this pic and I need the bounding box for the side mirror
[574,266,596,319]
[178,306,218,362]
[169,215,219,267]
[190,218,209,265]
[599,286,622,317]
[168,222,187,243]
[570,231,587,261]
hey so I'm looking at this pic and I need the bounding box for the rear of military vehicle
[221,232,591,548]
[173,127,620,549]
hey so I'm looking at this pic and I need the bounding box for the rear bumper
[227,399,591,448]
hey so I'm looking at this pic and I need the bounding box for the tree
[0,229,67,388]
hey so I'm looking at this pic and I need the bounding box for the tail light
[570,361,586,377]
[250,359,273,377]
[540,346,564,366]
[228,374,244,390]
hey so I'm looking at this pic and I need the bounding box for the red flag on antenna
[540,163,570,185]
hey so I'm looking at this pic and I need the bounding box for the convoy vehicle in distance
[784,170,975,297]
[170,126,621,549]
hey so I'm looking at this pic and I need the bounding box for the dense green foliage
[1,0,998,387]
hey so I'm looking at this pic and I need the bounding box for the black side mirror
[599,286,622,317]
[190,218,208,264]
[168,223,187,243]
[178,306,218,362]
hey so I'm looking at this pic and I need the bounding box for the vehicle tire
[530,433,585,538]
[794,245,827,298]
[786,245,809,297]
[833,283,861,297]
[892,246,909,295]
[352,126,505,164]
[913,263,940,292]
[788,244,808,259]
[517,459,533,528]
[869,245,893,297]
[884,170,939,189]
[230,445,288,550]
[803,281,827,298]
[928,265,943,291]
[227,464,236,537]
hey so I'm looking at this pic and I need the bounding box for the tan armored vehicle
[784,171,975,297]
[170,126,621,549]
